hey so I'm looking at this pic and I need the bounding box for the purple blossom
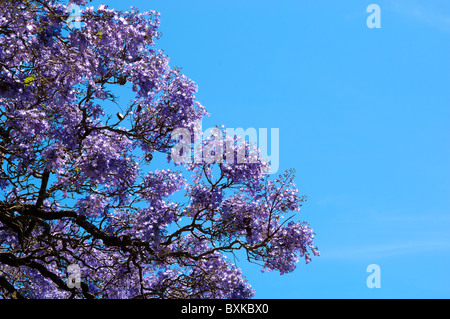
[0,0,318,299]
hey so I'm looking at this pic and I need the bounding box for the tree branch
[0,276,26,299]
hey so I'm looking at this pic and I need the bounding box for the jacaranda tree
[0,0,319,299]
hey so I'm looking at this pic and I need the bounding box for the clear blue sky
[88,0,450,298]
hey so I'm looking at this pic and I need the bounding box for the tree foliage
[0,0,319,298]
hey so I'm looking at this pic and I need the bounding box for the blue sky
[88,0,450,298]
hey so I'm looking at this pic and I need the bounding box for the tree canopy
[0,0,319,298]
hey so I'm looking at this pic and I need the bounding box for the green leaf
[23,74,36,87]
[96,31,103,41]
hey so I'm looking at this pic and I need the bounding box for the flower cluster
[0,0,318,299]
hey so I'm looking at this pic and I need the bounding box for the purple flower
[0,0,318,299]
